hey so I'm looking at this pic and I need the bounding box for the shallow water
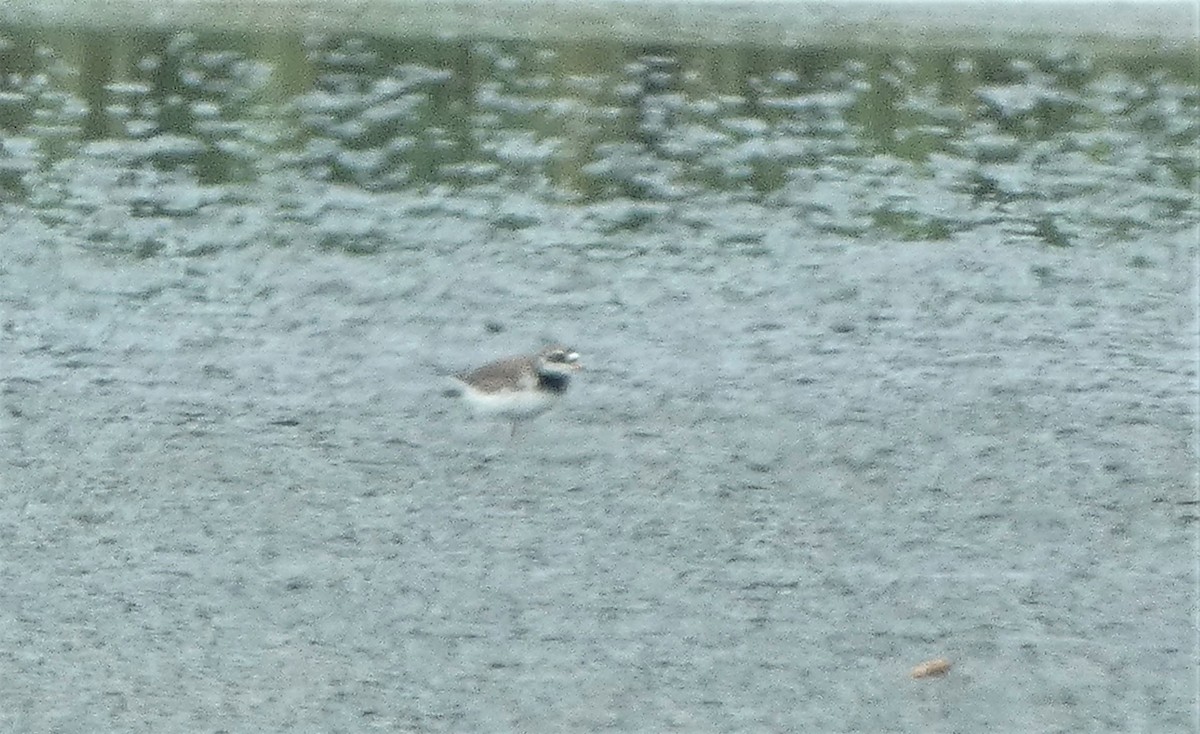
[1,5,1198,732]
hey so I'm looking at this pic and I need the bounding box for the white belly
[460,385,559,421]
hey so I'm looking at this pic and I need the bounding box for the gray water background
[1,3,1198,731]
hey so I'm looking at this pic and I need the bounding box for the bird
[450,345,582,436]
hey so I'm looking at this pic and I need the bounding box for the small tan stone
[910,658,952,679]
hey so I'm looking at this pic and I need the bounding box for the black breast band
[537,372,570,394]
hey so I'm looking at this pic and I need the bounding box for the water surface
[1,4,1197,732]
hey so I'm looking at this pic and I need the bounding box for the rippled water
[1,7,1197,732]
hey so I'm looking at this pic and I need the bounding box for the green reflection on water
[0,19,1195,244]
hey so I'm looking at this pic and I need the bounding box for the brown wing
[456,355,536,392]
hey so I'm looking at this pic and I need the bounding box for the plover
[451,345,582,436]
